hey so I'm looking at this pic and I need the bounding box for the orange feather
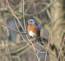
[27,24,37,33]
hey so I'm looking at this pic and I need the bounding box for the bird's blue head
[28,19,36,24]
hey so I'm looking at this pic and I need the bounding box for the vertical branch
[22,0,26,32]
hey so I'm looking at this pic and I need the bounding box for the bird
[27,19,44,44]
[27,19,38,38]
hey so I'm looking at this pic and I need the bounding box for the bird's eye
[30,21,32,22]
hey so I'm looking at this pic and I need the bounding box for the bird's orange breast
[27,24,37,33]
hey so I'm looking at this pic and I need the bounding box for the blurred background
[0,0,65,61]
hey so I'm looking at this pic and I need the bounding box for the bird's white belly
[28,31,36,37]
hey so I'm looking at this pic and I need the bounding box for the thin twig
[22,0,26,31]
[46,9,52,21]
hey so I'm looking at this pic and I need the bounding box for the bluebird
[27,19,45,45]
[27,19,37,38]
